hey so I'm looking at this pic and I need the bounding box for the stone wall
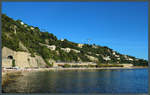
[2,47,46,68]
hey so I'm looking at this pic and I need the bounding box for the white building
[24,25,28,28]
[96,54,100,56]
[78,44,84,48]
[103,56,111,61]
[20,22,24,25]
[128,58,133,61]
[117,58,120,60]
[112,51,116,55]
[61,48,71,53]
[115,55,120,57]
[47,45,56,51]
[65,48,71,52]
[71,49,80,53]
[30,27,34,30]
[39,43,56,51]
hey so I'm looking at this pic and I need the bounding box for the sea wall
[2,47,46,68]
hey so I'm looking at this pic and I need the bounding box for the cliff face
[2,47,46,68]
[2,14,148,67]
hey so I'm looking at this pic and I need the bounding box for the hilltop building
[78,44,84,48]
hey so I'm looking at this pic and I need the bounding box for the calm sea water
[3,68,148,93]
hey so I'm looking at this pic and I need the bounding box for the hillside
[2,14,148,67]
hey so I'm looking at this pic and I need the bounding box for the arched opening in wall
[7,55,13,59]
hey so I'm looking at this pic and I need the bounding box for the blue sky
[2,2,148,60]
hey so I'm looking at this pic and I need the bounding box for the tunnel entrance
[7,55,13,59]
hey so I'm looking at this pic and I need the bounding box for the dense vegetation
[62,64,124,68]
[2,14,148,66]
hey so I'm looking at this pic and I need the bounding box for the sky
[2,2,148,60]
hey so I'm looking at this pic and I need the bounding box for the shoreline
[40,66,148,70]
[2,66,148,73]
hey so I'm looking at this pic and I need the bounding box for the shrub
[12,59,15,67]
[63,64,71,68]
[45,59,53,67]
[87,64,96,68]
[96,64,123,67]
[31,53,35,57]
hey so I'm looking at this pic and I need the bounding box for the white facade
[65,48,71,52]
[72,49,80,53]
[112,51,116,55]
[128,58,133,61]
[47,45,56,51]
[24,25,27,27]
[30,27,34,30]
[20,22,24,25]
[117,58,120,60]
[61,48,71,53]
[103,56,111,61]
[96,54,100,56]
[39,43,56,51]
[115,55,119,57]
[78,44,84,48]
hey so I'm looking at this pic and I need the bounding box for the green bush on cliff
[44,59,53,68]
[96,64,123,67]
[12,59,15,67]
[63,64,71,68]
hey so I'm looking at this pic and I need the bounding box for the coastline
[2,66,148,73]
[39,66,148,71]
[2,66,148,77]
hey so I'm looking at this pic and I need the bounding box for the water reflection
[3,68,148,93]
